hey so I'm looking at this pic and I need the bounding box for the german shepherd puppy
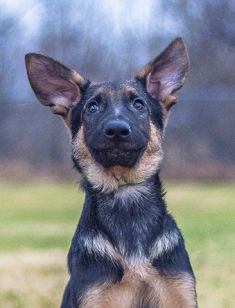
[25,37,197,308]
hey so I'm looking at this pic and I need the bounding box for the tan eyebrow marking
[122,85,137,96]
[92,86,117,103]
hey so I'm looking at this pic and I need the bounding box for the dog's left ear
[136,37,189,110]
[25,53,87,117]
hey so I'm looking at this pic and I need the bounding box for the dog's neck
[80,173,167,259]
[81,172,164,200]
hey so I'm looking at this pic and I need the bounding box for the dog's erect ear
[25,53,87,116]
[137,37,189,110]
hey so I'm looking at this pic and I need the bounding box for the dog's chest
[97,186,163,258]
[80,261,158,308]
[80,187,196,307]
[80,260,196,308]
[98,264,158,308]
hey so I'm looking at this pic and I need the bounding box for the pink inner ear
[140,38,189,103]
[147,67,184,102]
[40,78,81,109]
[26,53,84,110]
[50,96,74,108]
[147,74,164,100]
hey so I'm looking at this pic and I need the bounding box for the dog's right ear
[25,53,87,118]
[136,37,189,111]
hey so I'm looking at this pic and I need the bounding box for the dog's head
[25,38,189,192]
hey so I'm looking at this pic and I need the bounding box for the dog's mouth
[90,146,145,168]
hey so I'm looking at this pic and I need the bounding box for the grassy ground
[0,181,234,307]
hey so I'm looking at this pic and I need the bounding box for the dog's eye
[132,98,145,111]
[87,100,100,113]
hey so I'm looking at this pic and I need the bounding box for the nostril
[105,128,115,138]
[120,127,130,137]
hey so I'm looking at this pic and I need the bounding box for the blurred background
[0,0,234,307]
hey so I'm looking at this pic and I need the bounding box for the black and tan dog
[25,37,197,308]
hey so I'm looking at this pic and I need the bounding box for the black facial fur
[71,79,164,169]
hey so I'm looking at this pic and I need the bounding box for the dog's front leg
[61,279,74,308]
[61,253,123,308]
[150,223,197,308]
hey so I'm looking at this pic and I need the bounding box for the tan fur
[138,62,153,81]
[80,273,145,308]
[71,70,86,88]
[81,261,196,308]
[62,108,72,128]
[95,85,136,97]
[122,85,137,95]
[50,106,72,128]
[148,272,196,308]
[162,94,177,111]
[73,122,163,193]
[51,105,68,116]
[82,233,122,265]
[158,95,177,134]
[93,86,116,100]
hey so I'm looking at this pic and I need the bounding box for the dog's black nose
[104,120,131,140]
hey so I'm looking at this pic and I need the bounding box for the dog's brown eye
[132,98,145,111]
[87,100,100,113]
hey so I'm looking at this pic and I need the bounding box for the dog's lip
[91,145,145,153]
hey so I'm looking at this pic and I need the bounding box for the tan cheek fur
[158,95,177,135]
[72,123,163,193]
[81,262,196,308]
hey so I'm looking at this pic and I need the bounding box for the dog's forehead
[86,80,142,99]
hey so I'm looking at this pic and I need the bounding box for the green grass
[0,181,234,307]
[0,182,83,250]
